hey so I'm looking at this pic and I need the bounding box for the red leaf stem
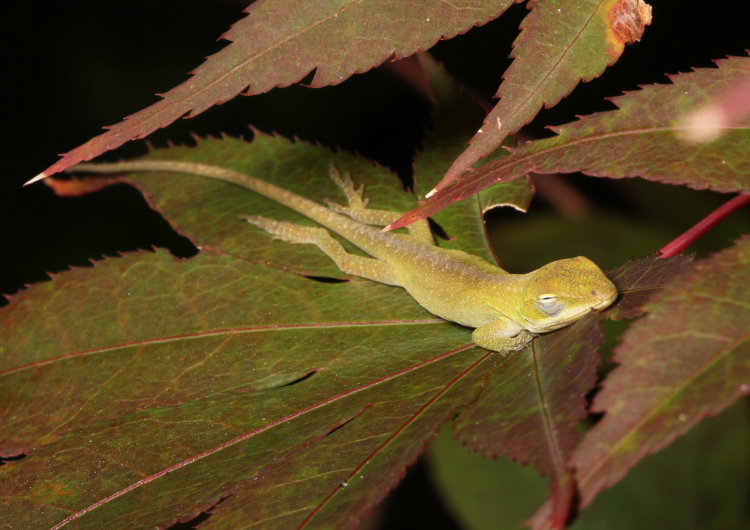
[658,193,750,258]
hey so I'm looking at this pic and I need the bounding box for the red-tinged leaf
[52,56,534,277]
[31,0,518,183]
[2,71,533,526]
[572,235,750,509]
[413,54,534,264]
[452,315,603,529]
[452,312,603,474]
[390,55,750,230]
[446,255,687,524]
[434,0,652,192]
[0,248,498,527]
[519,254,694,528]
[604,254,694,320]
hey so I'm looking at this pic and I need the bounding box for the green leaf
[390,55,750,229]
[6,57,690,527]
[436,0,652,191]
[572,236,750,509]
[2,64,536,527]
[1,248,496,527]
[33,0,517,182]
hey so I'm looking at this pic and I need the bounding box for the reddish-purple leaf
[1,69,534,527]
[0,248,496,527]
[434,0,652,192]
[454,315,604,529]
[453,312,603,476]
[30,0,517,183]
[572,236,750,509]
[390,55,750,230]
[448,255,691,527]
[604,254,694,320]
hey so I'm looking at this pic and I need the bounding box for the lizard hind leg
[240,214,400,286]
[324,164,434,245]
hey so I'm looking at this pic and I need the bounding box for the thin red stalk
[658,193,750,258]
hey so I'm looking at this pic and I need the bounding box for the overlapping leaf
[1,247,497,527]
[1,63,542,528]
[390,55,750,229]
[4,54,702,527]
[444,254,692,528]
[572,236,750,509]
[31,0,517,183]
[433,0,652,192]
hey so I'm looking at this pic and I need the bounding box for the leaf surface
[452,313,603,474]
[572,236,750,508]
[0,248,495,528]
[450,254,691,528]
[435,0,652,191]
[32,0,517,182]
[2,64,536,528]
[390,55,750,229]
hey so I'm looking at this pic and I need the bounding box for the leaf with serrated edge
[390,55,750,230]
[444,254,691,527]
[31,0,517,183]
[436,0,652,191]
[4,63,669,527]
[572,236,750,509]
[414,53,534,264]
[0,248,494,527]
[2,66,527,527]
[453,313,603,475]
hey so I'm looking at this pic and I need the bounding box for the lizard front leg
[472,318,535,353]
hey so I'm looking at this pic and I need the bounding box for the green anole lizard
[69,161,618,352]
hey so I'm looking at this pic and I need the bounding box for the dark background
[3,1,750,527]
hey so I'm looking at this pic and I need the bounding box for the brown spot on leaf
[609,0,652,44]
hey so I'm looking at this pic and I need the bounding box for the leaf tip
[24,172,49,186]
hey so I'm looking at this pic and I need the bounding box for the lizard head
[517,256,618,333]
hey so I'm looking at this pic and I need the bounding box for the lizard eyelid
[536,294,562,316]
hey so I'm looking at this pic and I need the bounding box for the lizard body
[70,161,618,352]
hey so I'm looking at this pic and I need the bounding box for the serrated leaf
[429,396,750,530]
[390,55,750,230]
[435,0,652,191]
[414,54,534,264]
[2,69,538,527]
[4,63,665,527]
[1,248,498,527]
[572,236,750,509]
[452,313,603,475]
[32,0,517,182]
[481,254,692,528]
